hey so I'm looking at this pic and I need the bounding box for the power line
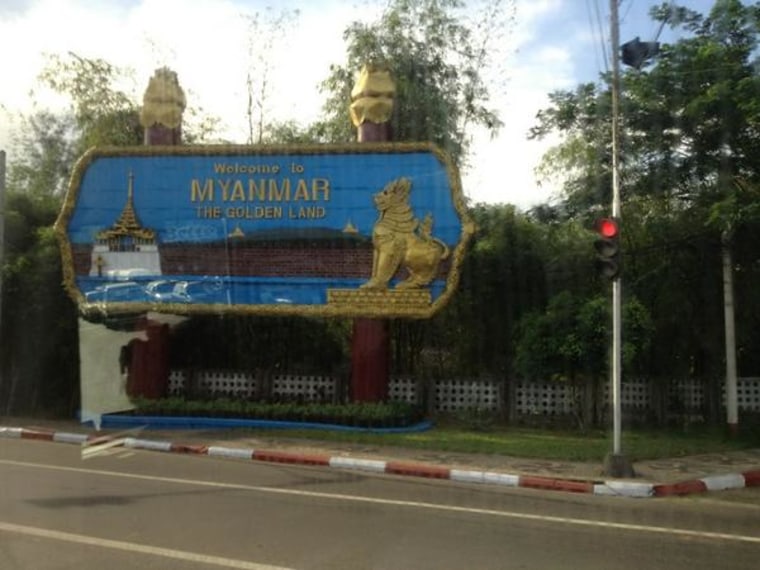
[620,0,634,25]
[585,0,610,75]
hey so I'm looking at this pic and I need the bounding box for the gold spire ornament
[96,172,155,242]
[349,64,396,127]
[139,67,186,129]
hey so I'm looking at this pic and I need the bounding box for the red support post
[348,66,396,403]
[128,68,186,400]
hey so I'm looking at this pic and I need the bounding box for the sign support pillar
[348,65,395,402]
[129,67,186,399]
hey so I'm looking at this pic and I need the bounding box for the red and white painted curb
[3,426,759,499]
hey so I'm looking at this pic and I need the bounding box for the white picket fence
[167,370,760,414]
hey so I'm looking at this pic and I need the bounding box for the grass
[245,422,757,463]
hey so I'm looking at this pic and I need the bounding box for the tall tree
[0,193,79,416]
[37,52,143,153]
[529,0,760,422]
[532,1,760,207]
[7,111,78,200]
[314,0,510,167]
[2,55,153,415]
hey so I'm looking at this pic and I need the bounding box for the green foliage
[452,407,497,432]
[530,83,613,214]
[2,54,160,416]
[514,291,653,382]
[0,196,79,415]
[7,111,78,199]
[225,423,753,461]
[532,0,760,209]
[129,397,422,428]
[528,0,760,393]
[515,292,600,382]
[420,204,547,377]
[621,296,654,371]
[706,177,760,232]
[37,52,143,152]
[315,0,507,166]
[261,120,326,145]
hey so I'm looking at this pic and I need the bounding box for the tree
[1,54,186,415]
[0,194,79,416]
[514,292,652,430]
[314,0,510,167]
[530,82,613,215]
[705,176,760,431]
[7,111,78,200]
[451,204,547,372]
[528,0,760,423]
[532,1,760,207]
[37,52,143,153]
[622,1,760,202]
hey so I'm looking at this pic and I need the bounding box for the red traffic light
[596,217,619,238]
[594,217,621,280]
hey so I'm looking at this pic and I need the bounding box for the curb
[2,426,759,499]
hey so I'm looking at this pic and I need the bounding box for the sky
[0,0,720,209]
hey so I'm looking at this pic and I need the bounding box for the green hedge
[129,397,423,428]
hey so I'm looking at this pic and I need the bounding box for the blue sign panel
[56,143,474,318]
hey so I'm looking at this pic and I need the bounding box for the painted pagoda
[90,172,162,278]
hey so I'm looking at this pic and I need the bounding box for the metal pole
[610,0,623,451]
[605,0,633,477]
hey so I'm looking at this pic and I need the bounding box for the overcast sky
[0,0,719,208]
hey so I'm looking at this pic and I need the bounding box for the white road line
[2,459,759,545]
[0,521,293,570]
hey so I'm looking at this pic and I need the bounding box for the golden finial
[349,64,396,127]
[139,67,186,129]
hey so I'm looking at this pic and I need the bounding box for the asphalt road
[1,439,759,569]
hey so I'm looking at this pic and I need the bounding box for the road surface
[1,438,758,569]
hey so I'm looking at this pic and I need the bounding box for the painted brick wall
[160,243,375,278]
[74,242,451,280]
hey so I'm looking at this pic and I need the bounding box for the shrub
[129,397,422,428]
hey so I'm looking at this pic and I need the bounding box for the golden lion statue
[361,178,450,290]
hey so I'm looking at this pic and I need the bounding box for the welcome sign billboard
[55,143,474,318]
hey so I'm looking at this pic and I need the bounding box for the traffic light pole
[605,0,634,478]
[611,0,622,455]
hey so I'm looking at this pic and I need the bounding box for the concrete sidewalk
[2,417,759,499]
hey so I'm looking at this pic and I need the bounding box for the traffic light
[594,217,621,280]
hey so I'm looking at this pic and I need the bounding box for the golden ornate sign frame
[55,142,475,319]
